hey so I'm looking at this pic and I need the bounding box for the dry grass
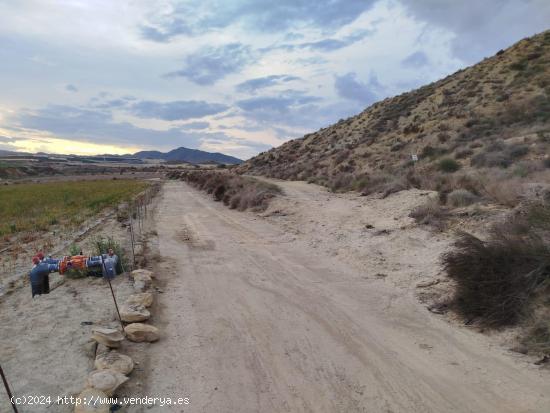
[480,176,524,207]
[168,170,281,211]
[447,189,479,207]
[409,199,450,231]
[443,230,550,327]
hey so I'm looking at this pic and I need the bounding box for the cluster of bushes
[471,141,530,168]
[168,170,281,212]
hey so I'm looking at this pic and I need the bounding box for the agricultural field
[0,179,148,236]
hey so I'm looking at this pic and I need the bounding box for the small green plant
[69,244,81,256]
[438,158,461,173]
[64,268,87,279]
[92,236,127,274]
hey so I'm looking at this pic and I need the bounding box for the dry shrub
[447,189,479,207]
[443,231,550,327]
[355,173,404,197]
[410,199,450,230]
[481,176,523,206]
[328,172,354,192]
[170,170,281,212]
[522,318,550,354]
[471,142,530,168]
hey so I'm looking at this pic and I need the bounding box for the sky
[0,0,548,159]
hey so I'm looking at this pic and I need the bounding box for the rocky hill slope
[238,30,550,196]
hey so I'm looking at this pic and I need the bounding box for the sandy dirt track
[145,181,549,413]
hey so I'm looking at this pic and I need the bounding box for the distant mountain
[134,146,242,164]
[0,150,27,156]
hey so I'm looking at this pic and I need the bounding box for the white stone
[126,292,153,307]
[74,388,109,413]
[125,323,159,343]
[95,351,134,375]
[86,369,128,396]
[120,304,150,323]
[91,327,124,348]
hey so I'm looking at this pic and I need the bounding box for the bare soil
[144,180,550,413]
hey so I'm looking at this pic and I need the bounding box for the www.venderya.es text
[12,395,190,408]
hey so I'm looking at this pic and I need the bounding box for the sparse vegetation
[409,199,450,231]
[447,189,478,207]
[0,180,148,236]
[168,170,281,212]
[237,31,550,201]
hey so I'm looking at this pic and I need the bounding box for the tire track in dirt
[143,181,549,413]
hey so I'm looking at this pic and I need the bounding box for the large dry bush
[479,173,524,207]
[443,209,550,328]
[169,170,281,212]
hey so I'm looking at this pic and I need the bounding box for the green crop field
[0,179,148,236]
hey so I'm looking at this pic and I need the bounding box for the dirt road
[145,181,549,413]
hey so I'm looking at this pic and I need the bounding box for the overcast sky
[0,0,548,159]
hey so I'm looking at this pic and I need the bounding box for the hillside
[135,146,242,164]
[239,30,550,195]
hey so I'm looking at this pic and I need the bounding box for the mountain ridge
[134,146,242,164]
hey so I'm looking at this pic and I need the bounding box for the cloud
[90,98,131,109]
[235,90,359,131]
[263,29,375,53]
[401,51,429,68]
[402,0,550,61]
[298,29,375,51]
[164,43,253,85]
[334,72,382,104]
[180,121,210,130]
[235,75,301,94]
[140,0,377,41]
[129,100,229,121]
[65,84,78,92]
[237,90,321,114]
[140,18,192,42]
[0,135,17,143]
[13,105,205,148]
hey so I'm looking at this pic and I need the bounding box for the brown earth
[143,180,549,413]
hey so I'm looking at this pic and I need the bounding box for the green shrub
[438,158,461,173]
[69,244,81,256]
